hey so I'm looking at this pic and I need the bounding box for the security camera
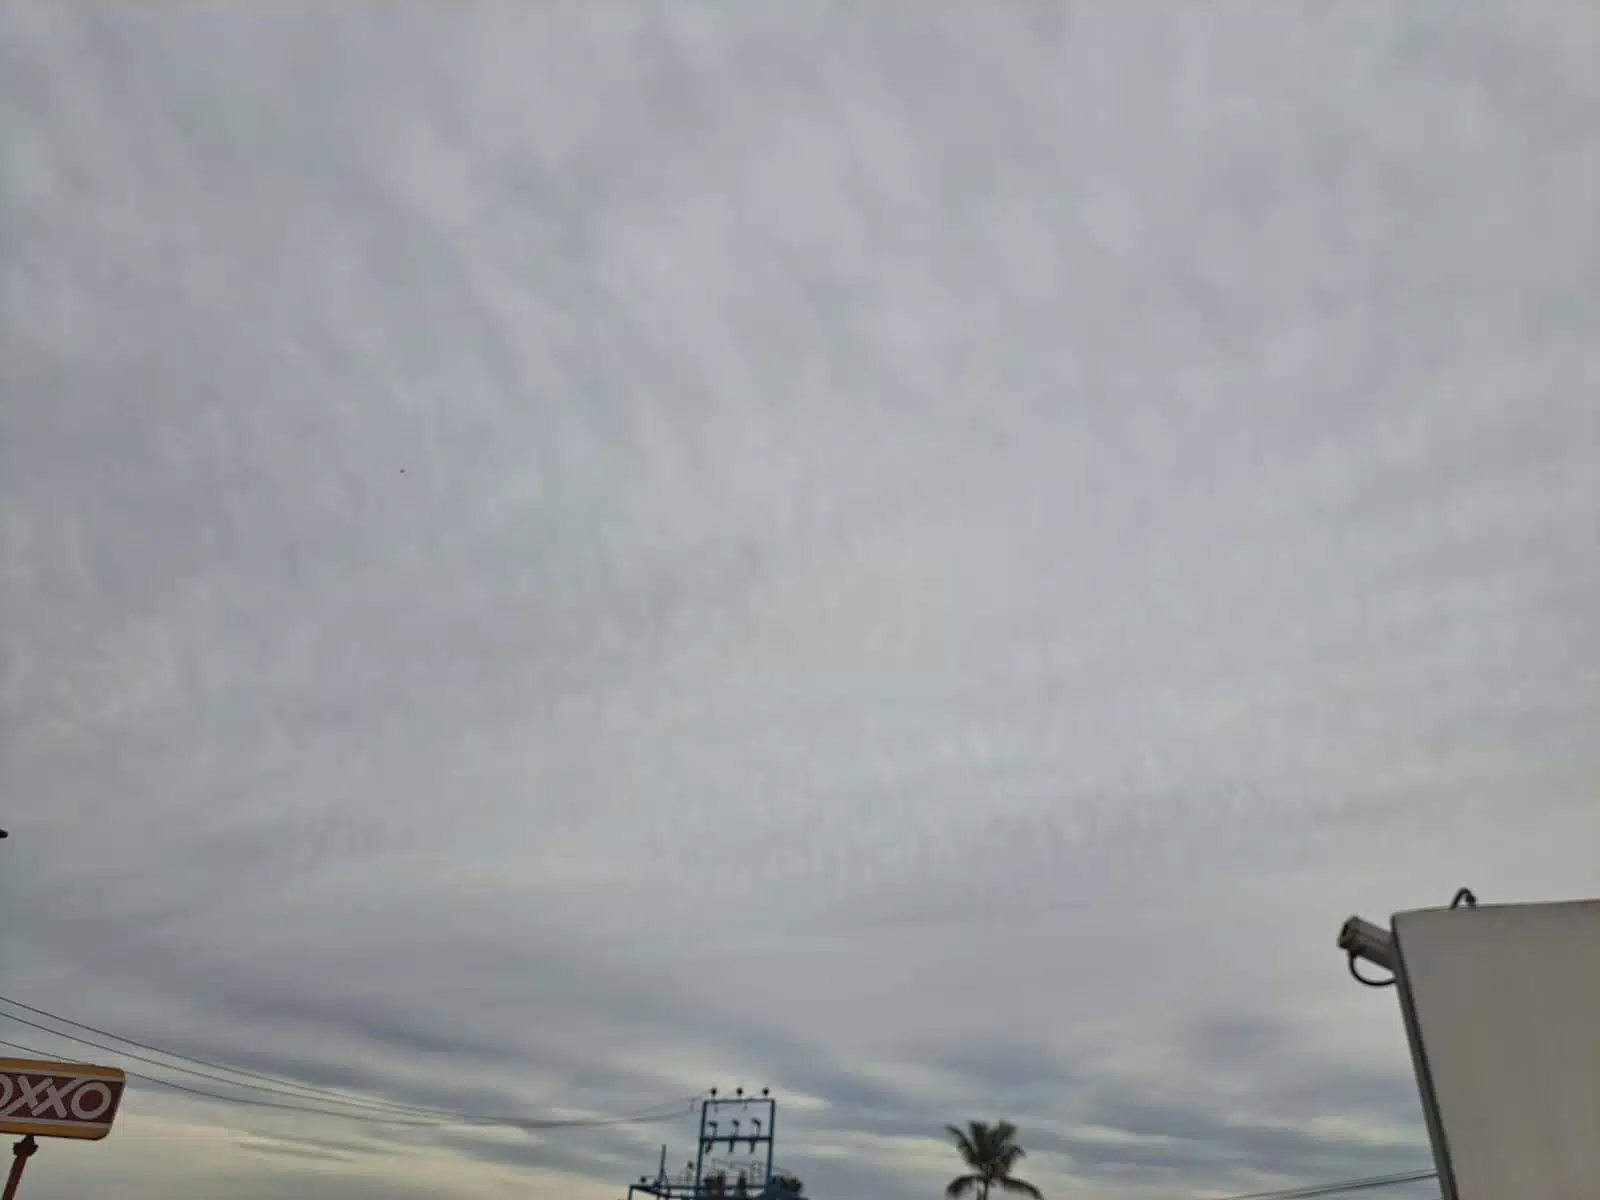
[1337,915,1396,973]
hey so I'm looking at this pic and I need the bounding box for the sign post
[1,1136,38,1200]
[0,1059,126,1198]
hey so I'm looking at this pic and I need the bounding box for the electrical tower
[623,1089,780,1200]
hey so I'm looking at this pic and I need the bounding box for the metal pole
[693,1098,709,1199]
[763,1101,775,1193]
[2,1135,37,1200]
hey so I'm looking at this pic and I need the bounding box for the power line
[1215,1175,1436,1200]
[1210,1169,1440,1200]
[0,1035,456,1127]
[0,1034,694,1131]
[0,992,554,1122]
[0,997,696,1131]
[0,1005,691,1129]
[0,992,694,1127]
[0,1006,502,1120]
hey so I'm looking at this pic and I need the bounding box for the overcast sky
[2,4,1597,1199]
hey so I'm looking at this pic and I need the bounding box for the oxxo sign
[0,1060,125,1141]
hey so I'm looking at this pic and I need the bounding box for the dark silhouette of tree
[944,1120,1042,1200]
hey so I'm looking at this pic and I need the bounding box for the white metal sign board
[1392,899,1600,1200]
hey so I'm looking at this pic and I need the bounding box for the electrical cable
[0,1006,509,1119]
[0,1006,690,1128]
[1,1032,693,1131]
[1346,955,1396,988]
[0,992,538,1120]
[0,992,692,1129]
[1210,1168,1439,1200]
[0,1035,450,1127]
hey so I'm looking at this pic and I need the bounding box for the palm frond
[969,1121,1003,1163]
[948,1116,1036,1200]
[945,1124,979,1166]
[998,1178,1041,1199]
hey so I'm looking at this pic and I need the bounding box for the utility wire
[0,1007,508,1120]
[0,1034,694,1131]
[0,1006,693,1129]
[1211,1169,1439,1200]
[0,992,692,1128]
[0,999,695,1131]
[0,1035,450,1127]
[0,992,576,1122]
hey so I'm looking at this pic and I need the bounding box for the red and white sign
[0,1059,125,1141]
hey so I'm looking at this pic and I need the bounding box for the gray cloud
[4,2,1597,1199]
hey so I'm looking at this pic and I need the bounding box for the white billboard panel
[1392,899,1600,1200]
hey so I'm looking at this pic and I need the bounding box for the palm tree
[944,1120,1042,1200]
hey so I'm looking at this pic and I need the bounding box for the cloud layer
[2,3,1596,1199]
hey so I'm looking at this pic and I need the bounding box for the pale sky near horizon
[2,4,1597,1199]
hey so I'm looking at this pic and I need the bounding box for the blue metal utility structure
[623,1089,781,1200]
